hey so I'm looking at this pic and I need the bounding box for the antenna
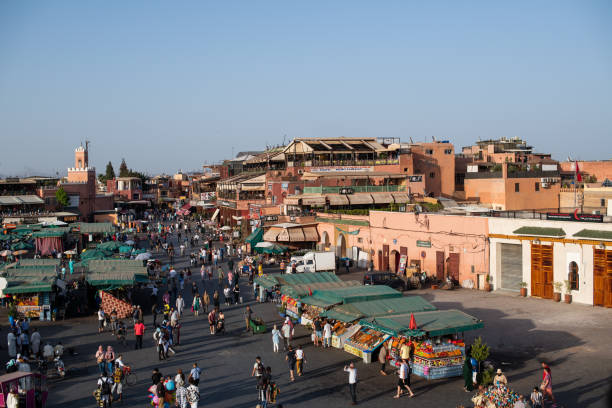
[409,137,414,144]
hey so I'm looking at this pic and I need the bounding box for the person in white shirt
[295,345,306,376]
[394,359,415,398]
[42,343,54,361]
[98,309,105,334]
[176,295,185,317]
[344,362,358,405]
[323,320,332,348]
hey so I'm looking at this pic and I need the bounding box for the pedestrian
[244,305,252,333]
[207,309,216,335]
[252,356,265,388]
[189,362,202,386]
[104,346,115,374]
[313,318,322,347]
[192,294,201,317]
[19,331,29,356]
[134,320,145,349]
[97,371,113,408]
[218,268,224,286]
[233,283,240,304]
[212,290,220,309]
[191,281,199,298]
[463,349,473,391]
[176,379,189,408]
[30,328,41,358]
[378,342,388,376]
[271,324,281,353]
[343,362,358,405]
[98,309,105,334]
[323,319,332,348]
[281,319,292,350]
[176,294,185,318]
[394,358,415,398]
[258,365,270,408]
[186,377,200,408]
[152,303,159,327]
[285,345,296,382]
[95,345,105,374]
[223,286,231,306]
[152,368,163,385]
[175,369,185,387]
[200,265,206,281]
[112,363,124,402]
[540,362,555,405]
[6,387,18,408]
[295,344,306,376]
[202,291,210,314]
[531,386,543,408]
[7,331,17,358]
[345,258,350,274]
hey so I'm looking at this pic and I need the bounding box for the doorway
[390,250,400,273]
[531,244,553,299]
[594,248,612,307]
[448,253,460,282]
[436,251,445,280]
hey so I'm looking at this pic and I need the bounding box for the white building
[488,217,612,307]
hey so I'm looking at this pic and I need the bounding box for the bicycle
[121,365,137,386]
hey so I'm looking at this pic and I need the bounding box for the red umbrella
[409,313,418,330]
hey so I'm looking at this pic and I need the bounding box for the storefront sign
[311,166,374,173]
[417,240,432,248]
[217,200,237,209]
[409,175,423,182]
[546,212,603,223]
[398,254,407,275]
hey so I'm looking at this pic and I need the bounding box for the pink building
[316,211,490,289]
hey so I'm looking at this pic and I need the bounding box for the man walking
[176,294,185,318]
[244,305,252,333]
[323,319,332,348]
[394,358,415,398]
[344,362,358,405]
[189,362,202,386]
[285,345,297,382]
[134,320,145,350]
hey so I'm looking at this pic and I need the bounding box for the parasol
[409,313,418,330]
[124,240,135,246]
[135,252,152,261]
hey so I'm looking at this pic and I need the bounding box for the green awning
[245,227,264,245]
[280,280,362,299]
[3,282,53,294]
[254,275,280,289]
[97,241,124,251]
[360,309,484,338]
[299,295,338,309]
[119,245,133,253]
[312,285,402,305]
[513,226,565,237]
[17,259,61,267]
[573,229,612,241]
[321,296,437,322]
[11,241,34,251]
[255,244,288,255]
[276,272,341,286]
[322,309,362,322]
[71,222,115,234]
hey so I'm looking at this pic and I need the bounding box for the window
[425,149,433,155]
[515,183,520,192]
[535,182,540,192]
[568,261,579,290]
[444,149,452,154]
[429,172,435,178]
[601,199,606,207]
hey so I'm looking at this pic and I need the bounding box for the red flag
[308,287,313,296]
[575,161,582,182]
[409,313,417,330]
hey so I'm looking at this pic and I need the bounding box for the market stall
[321,296,437,349]
[343,325,392,363]
[1,266,57,320]
[359,309,483,378]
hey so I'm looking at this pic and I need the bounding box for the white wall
[488,217,612,305]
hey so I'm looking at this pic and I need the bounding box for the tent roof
[245,227,264,245]
[513,226,565,237]
[573,229,612,241]
[360,309,484,337]
[280,280,361,299]
[254,272,341,290]
[321,296,436,322]
[17,258,60,267]
[312,285,402,305]
[32,228,69,238]
[3,281,53,294]
[71,222,115,234]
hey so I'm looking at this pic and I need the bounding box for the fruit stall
[343,326,392,363]
[331,321,362,349]
[359,309,483,378]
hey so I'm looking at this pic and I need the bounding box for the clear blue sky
[0,1,610,176]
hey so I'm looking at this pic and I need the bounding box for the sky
[0,1,611,176]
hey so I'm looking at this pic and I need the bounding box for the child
[531,386,543,408]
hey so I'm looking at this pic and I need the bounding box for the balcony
[303,185,404,194]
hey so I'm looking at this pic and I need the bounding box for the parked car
[363,272,406,291]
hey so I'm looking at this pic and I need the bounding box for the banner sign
[546,212,603,223]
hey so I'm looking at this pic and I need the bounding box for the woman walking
[271,325,281,353]
[192,294,201,317]
[202,291,210,314]
[95,345,105,374]
[540,362,556,405]
[233,283,240,304]
[212,290,220,309]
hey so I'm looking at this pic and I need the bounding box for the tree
[55,186,69,208]
[470,336,490,373]
[105,161,115,180]
[119,158,129,177]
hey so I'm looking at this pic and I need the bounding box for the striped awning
[347,194,374,205]
[327,195,349,206]
[392,192,410,203]
[371,193,394,204]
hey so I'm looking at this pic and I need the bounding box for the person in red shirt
[134,320,145,350]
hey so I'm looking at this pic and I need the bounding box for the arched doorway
[322,231,330,251]
[390,250,400,273]
[336,234,347,258]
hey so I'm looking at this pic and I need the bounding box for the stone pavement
[4,235,611,408]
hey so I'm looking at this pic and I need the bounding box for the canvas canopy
[359,309,484,337]
[311,285,402,305]
[321,296,436,322]
[245,228,264,245]
[280,280,362,299]
[3,281,54,294]
[17,258,61,267]
[71,222,115,234]
[255,271,341,290]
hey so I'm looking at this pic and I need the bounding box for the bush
[480,367,495,386]
[471,336,490,372]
